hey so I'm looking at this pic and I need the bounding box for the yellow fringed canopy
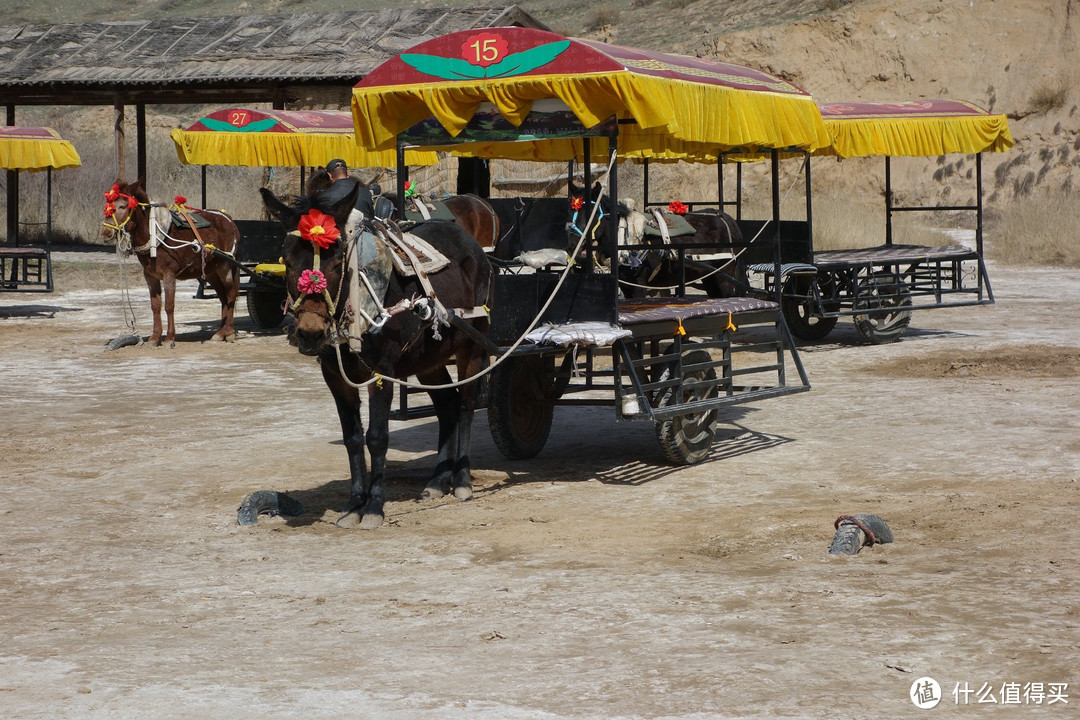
[817,100,1013,158]
[171,108,437,168]
[0,127,81,171]
[351,28,832,162]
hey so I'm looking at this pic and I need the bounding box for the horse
[260,181,493,530]
[574,185,747,299]
[100,179,240,347]
[305,168,501,252]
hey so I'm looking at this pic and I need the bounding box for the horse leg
[205,264,238,342]
[420,366,460,500]
[321,361,372,529]
[144,272,164,346]
[450,347,488,501]
[162,272,178,348]
[351,382,392,530]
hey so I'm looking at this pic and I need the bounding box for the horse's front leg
[162,272,178,348]
[357,382,393,530]
[322,361,371,529]
[144,271,164,346]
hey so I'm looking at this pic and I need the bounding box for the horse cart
[349,27,831,463]
[636,99,1012,344]
[170,108,437,328]
[1,126,81,293]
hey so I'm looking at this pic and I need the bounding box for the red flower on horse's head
[297,209,340,249]
[570,196,584,211]
[297,269,328,295]
[461,32,508,68]
[174,195,187,207]
[104,185,121,203]
[103,203,116,218]
[668,200,688,215]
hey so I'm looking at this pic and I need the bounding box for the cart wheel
[246,288,286,329]
[852,272,912,344]
[488,356,555,460]
[654,348,719,465]
[781,274,838,341]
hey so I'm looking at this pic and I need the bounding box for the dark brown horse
[260,182,493,530]
[101,179,240,347]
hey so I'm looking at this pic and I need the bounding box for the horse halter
[289,242,339,320]
[102,186,143,236]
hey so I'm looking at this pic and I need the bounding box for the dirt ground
[1,249,1077,719]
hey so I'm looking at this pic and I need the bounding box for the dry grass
[993,191,1080,267]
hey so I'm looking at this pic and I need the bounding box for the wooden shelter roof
[0,6,546,106]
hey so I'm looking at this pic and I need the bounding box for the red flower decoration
[570,196,584,211]
[668,200,688,215]
[297,209,340,249]
[174,195,187,207]
[104,185,121,202]
[462,32,508,68]
[103,203,116,218]
[297,269,328,295]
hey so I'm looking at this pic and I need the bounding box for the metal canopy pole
[771,149,782,304]
[5,104,17,244]
[975,153,985,295]
[884,156,893,246]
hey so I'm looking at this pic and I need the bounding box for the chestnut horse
[260,182,493,530]
[101,179,240,346]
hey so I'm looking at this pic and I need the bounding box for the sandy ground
[1,248,1077,719]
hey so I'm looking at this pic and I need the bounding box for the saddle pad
[382,229,451,277]
[643,210,695,238]
[404,198,456,223]
[170,209,212,230]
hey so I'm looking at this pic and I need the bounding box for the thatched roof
[0,6,546,106]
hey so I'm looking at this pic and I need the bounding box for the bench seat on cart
[811,243,977,269]
[617,296,779,337]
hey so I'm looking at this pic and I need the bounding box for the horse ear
[305,168,331,196]
[260,187,302,230]
[329,182,361,229]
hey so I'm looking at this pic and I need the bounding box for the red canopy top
[182,108,356,134]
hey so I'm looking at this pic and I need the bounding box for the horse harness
[289,215,489,351]
[109,199,234,279]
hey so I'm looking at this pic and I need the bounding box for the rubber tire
[852,272,912,344]
[653,348,719,465]
[246,288,286,329]
[781,274,838,341]
[488,356,555,460]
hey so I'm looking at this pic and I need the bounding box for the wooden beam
[114,99,125,181]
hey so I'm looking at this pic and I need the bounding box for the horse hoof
[359,513,384,530]
[453,486,473,501]
[335,511,361,528]
[421,486,446,500]
[225,333,236,344]
[167,340,176,349]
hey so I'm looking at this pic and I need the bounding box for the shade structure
[817,99,1013,158]
[170,108,437,167]
[0,126,81,171]
[351,27,831,162]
